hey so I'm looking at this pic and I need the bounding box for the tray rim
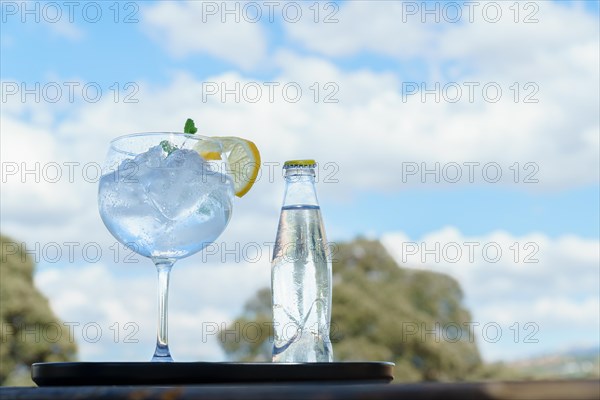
[32,361,395,386]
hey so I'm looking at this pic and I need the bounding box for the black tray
[32,362,394,386]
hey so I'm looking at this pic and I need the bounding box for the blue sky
[325,184,600,240]
[1,1,599,364]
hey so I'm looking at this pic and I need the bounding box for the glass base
[151,354,174,362]
[152,342,173,362]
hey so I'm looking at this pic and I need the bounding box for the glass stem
[152,258,175,362]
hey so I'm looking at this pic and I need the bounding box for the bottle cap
[283,159,316,169]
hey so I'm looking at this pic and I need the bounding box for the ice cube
[164,149,205,169]
[112,145,165,184]
[146,149,214,221]
[98,170,166,256]
[136,145,164,168]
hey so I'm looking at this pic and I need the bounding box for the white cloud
[140,1,267,70]
[34,258,270,361]
[435,2,598,77]
[286,1,434,59]
[2,39,597,261]
[268,51,598,190]
[0,116,90,247]
[282,1,600,190]
[381,228,600,361]
[31,225,599,362]
[286,1,598,68]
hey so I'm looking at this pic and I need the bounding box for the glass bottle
[271,160,333,362]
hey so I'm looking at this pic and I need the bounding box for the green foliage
[219,238,485,382]
[219,288,273,362]
[0,235,77,386]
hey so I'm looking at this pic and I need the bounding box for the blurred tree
[219,288,273,362]
[219,238,486,381]
[0,235,77,386]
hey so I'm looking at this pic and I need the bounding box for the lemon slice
[217,137,261,197]
[194,136,261,197]
[194,140,223,161]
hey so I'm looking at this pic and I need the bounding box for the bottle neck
[282,168,319,207]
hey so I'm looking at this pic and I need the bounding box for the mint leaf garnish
[160,140,177,155]
[160,119,196,155]
[184,118,197,134]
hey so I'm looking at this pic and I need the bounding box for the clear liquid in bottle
[271,161,333,363]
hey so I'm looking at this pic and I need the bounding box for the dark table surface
[1,380,598,400]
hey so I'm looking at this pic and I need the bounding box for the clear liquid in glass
[98,147,233,259]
